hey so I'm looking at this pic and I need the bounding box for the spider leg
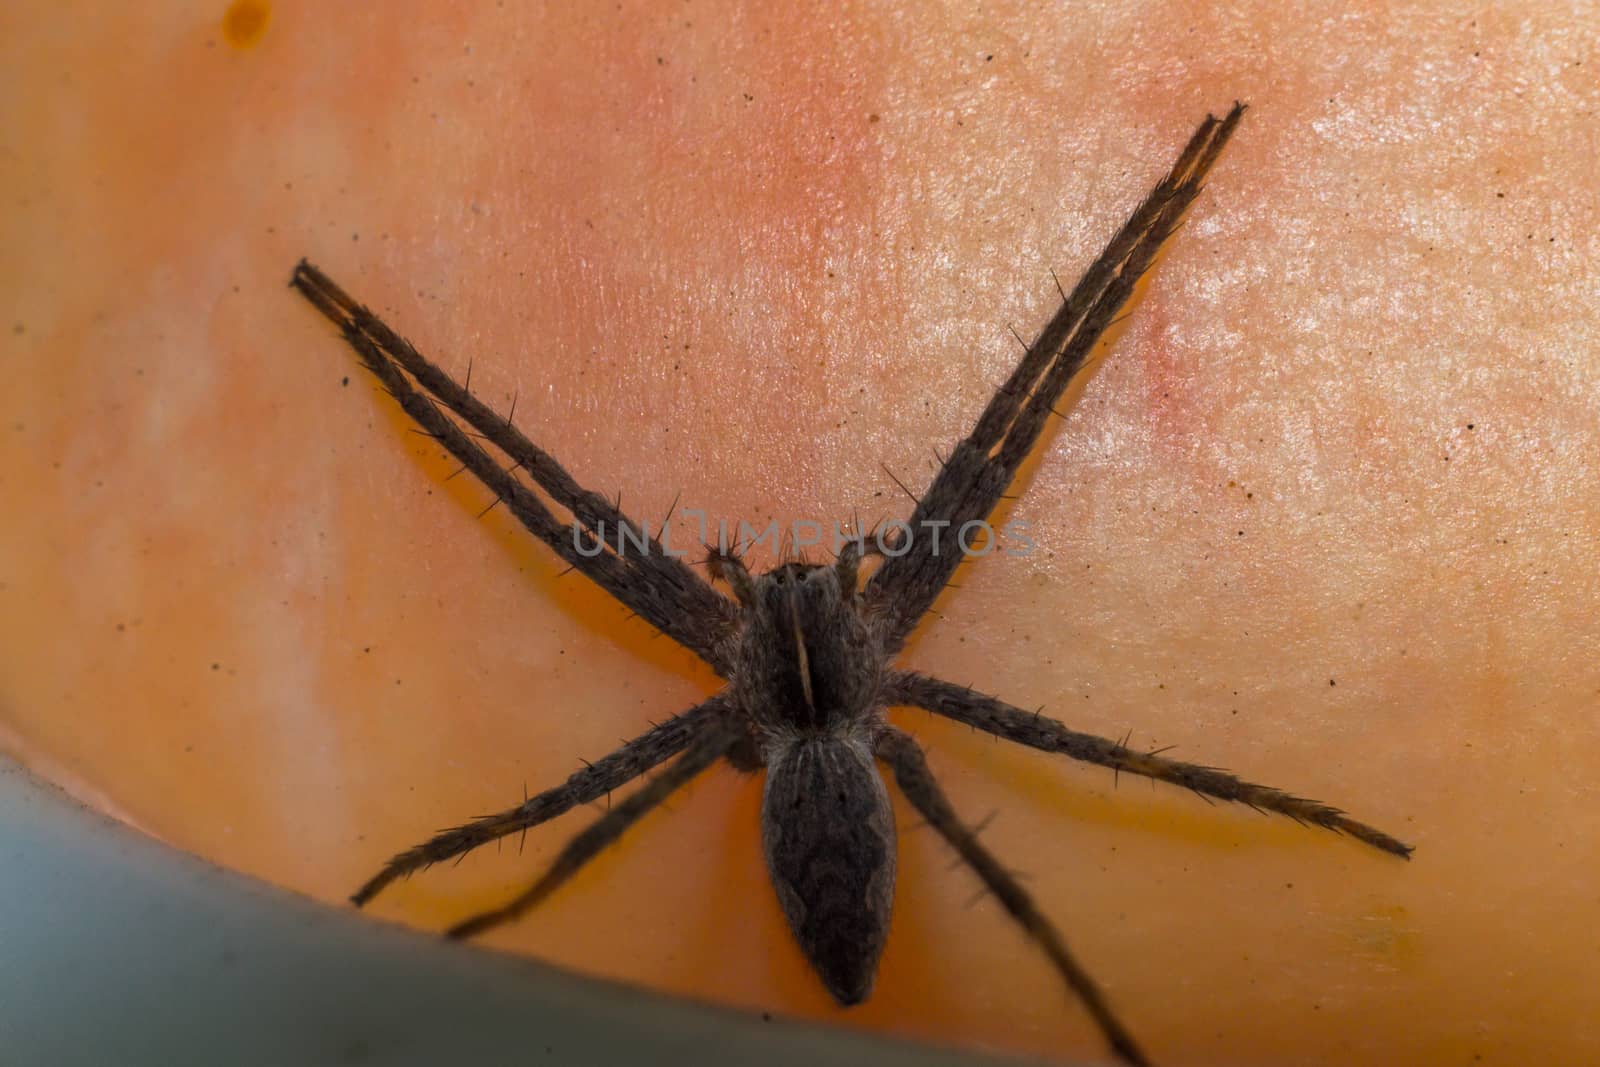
[292,261,738,672]
[876,725,1149,1067]
[865,104,1245,653]
[446,720,735,940]
[351,694,729,907]
[886,671,1413,858]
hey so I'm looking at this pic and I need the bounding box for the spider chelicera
[291,102,1410,1066]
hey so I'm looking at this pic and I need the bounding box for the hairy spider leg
[351,696,729,906]
[885,672,1413,858]
[877,726,1149,1067]
[446,723,736,939]
[292,262,738,672]
[865,105,1245,653]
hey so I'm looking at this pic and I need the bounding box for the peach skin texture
[2,3,1598,1066]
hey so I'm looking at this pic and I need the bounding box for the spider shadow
[363,385,721,692]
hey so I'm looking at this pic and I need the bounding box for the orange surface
[3,3,1598,1065]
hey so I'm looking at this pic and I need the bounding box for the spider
[290,102,1411,1066]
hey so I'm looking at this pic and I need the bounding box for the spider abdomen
[760,731,896,1005]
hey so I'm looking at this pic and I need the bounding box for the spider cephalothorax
[292,103,1411,1066]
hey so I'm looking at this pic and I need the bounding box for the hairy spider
[290,103,1410,1066]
